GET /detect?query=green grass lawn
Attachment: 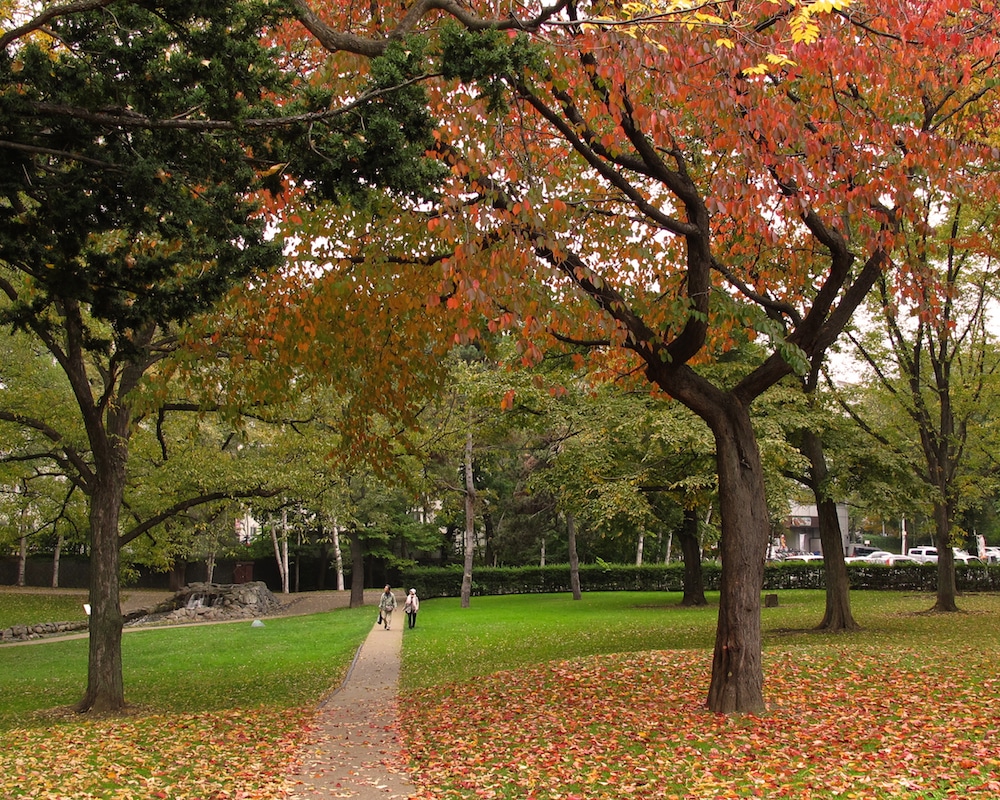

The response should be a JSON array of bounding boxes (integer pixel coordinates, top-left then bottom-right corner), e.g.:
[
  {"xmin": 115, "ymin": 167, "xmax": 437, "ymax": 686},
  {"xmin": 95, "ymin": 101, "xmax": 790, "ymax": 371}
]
[
  {"xmin": 0, "ymin": 606, "xmax": 375, "ymax": 725},
  {"xmin": 0, "ymin": 603, "xmax": 374, "ymax": 799},
  {"xmin": 2, "ymin": 589, "xmax": 999, "ymax": 799},
  {"xmin": 400, "ymin": 590, "xmax": 1000, "ymax": 799},
  {"xmin": 0, "ymin": 589, "xmax": 91, "ymax": 629}
]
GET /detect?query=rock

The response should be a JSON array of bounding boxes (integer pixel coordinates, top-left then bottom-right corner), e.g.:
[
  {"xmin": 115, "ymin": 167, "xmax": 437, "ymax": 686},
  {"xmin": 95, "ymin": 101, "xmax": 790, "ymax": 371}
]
[
  {"xmin": 1, "ymin": 582, "xmax": 282, "ymax": 643},
  {"xmin": 133, "ymin": 581, "xmax": 282, "ymax": 626}
]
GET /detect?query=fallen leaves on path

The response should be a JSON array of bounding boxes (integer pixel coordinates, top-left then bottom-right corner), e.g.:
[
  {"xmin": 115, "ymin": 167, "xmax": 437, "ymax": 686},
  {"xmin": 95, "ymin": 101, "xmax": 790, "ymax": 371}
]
[{"xmin": 401, "ymin": 646, "xmax": 1000, "ymax": 799}]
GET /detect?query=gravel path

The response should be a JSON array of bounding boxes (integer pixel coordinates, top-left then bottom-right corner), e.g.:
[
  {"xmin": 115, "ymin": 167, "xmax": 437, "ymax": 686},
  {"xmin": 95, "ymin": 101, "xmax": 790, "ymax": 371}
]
[{"xmin": 283, "ymin": 619, "xmax": 417, "ymax": 799}]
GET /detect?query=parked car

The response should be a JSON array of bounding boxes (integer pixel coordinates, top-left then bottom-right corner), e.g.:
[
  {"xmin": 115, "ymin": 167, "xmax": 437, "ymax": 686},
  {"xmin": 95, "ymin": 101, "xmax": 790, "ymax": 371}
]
[
  {"xmin": 862, "ymin": 553, "xmax": 918, "ymax": 566},
  {"xmin": 846, "ymin": 544, "xmax": 884, "ymax": 559},
  {"xmin": 983, "ymin": 546, "xmax": 1000, "ymax": 564},
  {"xmin": 906, "ymin": 546, "xmax": 985, "ymax": 565},
  {"xmin": 783, "ymin": 553, "xmax": 823, "ymax": 562},
  {"xmin": 906, "ymin": 546, "xmax": 938, "ymax": 563},
  {"xmin": 845, "ymin": 550, "xmax": 892, "ymax": 563}
]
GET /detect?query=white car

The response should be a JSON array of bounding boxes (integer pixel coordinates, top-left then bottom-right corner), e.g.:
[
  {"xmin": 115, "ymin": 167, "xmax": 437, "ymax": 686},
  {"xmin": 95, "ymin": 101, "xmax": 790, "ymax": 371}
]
[
  {"xmin": 862, "ymin": 553, "xmax": 918, "ymax": 566},
  {"xmin": 783, "ymin": 553, "xmax": 823, "ymax": 562},
  {"xmin": 983, "ymin": 547, "xmax": 1000, "ymax": 563},
  {"xmin": 859, "ymin": 550, "xmax": 895, "ymax": 561},
  {"xmin": 906, "ymin": 546, "xmax": 985, "ymax": 565},
  {"xmin": 868, "ymin": 553, "xmax": 917, "ymax": 567},
  {"xmin": 906, "ymin": 546, "xmax": 938, "ymax": 563},
  {"xmin": 953, "ymin": 550, "xmax": 986, "ymax": 566}
]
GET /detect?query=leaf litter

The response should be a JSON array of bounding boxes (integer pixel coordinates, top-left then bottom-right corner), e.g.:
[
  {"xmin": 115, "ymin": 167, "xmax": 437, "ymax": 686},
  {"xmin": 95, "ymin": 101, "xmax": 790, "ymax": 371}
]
[{"xmin": 401, "ymin": 646, "xmax": 1000, "ymax": 799}]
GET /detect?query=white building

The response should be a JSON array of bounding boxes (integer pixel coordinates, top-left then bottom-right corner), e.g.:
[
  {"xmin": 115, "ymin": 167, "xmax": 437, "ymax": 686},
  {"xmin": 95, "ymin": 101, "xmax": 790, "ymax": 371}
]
[{"xmin": 783, "ymin": 503, "xmax": 849, "ymax": 555}]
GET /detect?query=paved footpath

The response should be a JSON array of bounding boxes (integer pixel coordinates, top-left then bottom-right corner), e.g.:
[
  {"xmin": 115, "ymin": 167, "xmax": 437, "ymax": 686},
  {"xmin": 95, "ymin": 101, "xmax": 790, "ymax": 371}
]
[{"xmin": 283, "ymin": 618, "xmax": 417, "ymax": 800}]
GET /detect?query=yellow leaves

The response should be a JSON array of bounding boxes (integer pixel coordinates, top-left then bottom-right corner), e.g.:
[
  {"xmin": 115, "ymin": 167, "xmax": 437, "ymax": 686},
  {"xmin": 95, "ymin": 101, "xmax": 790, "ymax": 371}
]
[
  {"xmin": 743, "ymin": 52, "xmax": 798, "ymax": 76},
  {"xmin": 0, "ymin": 709, "xmax": 303, "ymax": 800},
  {"xmin": 257, "ymin": 162, "xmax": 289, "ymax": 179},
  {"xmin": 740, "ymin": 0, "xmax": 850, "ymax": 74},
  {"xmin": 788, "ymin": 0, "xmax": 852, "ymax": 45}
]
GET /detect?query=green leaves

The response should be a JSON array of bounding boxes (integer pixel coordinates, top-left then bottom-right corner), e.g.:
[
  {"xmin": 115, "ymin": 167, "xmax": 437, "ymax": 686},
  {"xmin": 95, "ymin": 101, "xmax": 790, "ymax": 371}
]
[
  {"xmin": 754, "ymin": 317, "xmax": 810, "ymax": 376},
  {"xmin": 0, "ymin": 2, "xmax": 288, "ymax": 336},
  {"xmin": 439, "ymin": 24, "xmax": 540, "ymax": 112}
]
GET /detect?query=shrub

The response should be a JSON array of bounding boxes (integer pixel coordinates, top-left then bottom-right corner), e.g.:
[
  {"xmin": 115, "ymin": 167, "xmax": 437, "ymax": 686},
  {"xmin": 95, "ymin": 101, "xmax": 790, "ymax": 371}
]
[{"xmin": 401, "ymin": 561, "xmax": 1000, "ymax": 598}]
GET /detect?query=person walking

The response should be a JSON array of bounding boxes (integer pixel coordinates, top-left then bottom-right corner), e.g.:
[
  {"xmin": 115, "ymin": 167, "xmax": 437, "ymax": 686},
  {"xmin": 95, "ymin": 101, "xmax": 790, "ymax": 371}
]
[
  {"xmin": 404, "ymin": 588, "xmax": 419, "ymax": 629},
  {"xmin": 378, "ymin": 585, "xmax": 397, "ymax": 630}
]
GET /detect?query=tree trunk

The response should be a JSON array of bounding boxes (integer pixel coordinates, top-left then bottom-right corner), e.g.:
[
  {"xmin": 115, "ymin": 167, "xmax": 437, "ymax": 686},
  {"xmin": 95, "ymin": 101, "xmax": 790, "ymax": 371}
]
[
  {"xmin": 78, "ymin": 476, "xmax": 125, "ymax": 713},
  {"xmin": 483, "ymin": 510, "xmax": 496, "ymax": 568},
  {"xmin": 17, "ymin": 530, "xmax": 27, "ymax": 587},
  {"xmin": 635, "ymin": 530, "xmax": 644, "ymax": 566},
  {"xmin": 800, "ymin": 429, "xmax": 858, "ymax": 631},
  {"xmin": 281, "ymin": 509, "xmax": 290, "ymax": 593},
  {"xmin": 705, "ymin": 400, "xmax": 768, "ymax": 715},
  {"xmin": 567, "ymin": 512, "xmax": 582, "ymax": 601},
  {"xmin": 932, "ymin": 499, "xmax": 959, "ymax": 611},
  {"xmin": 679, "ymin": 508, "xmax": 707, "ymax": 606},
  {"xmin": 52, "ymin": 533, "xmax": 63, "ymax": 589},
  {"xmin": 349, "ymin": 529, "xmax": 365, "ymax": 608},
  {"xmin": 271, "ymin": 511, "xmax": 290, "ymax": 594},
  {"xmin": 539, "ymin": 535, "xmax": 546, "ymax": 567},
  {"xmin": 332, "ymin": 524, "xmax": 345, "ymax": 591},
  {"xmin": 294, "ymin": 529, "xmax": 301, "ymax": 593},
  {"xmin": 315, "ymin": 519, "xmax": 329, "ymax": 590},
  {"xmin": 460, "ymin": 429, "xmax": 476, "ymax": 608}
]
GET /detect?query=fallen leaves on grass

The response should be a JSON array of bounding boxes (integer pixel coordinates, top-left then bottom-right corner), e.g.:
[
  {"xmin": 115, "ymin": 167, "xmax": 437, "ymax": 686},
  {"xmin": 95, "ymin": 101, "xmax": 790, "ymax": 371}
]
[
  {"xmin": 401, "ymin": 646, "xmax": 1000, "ymax": 799},
  {"xmin": 0, "ymin": 706, "xmax": 312, "ymax": 799}
]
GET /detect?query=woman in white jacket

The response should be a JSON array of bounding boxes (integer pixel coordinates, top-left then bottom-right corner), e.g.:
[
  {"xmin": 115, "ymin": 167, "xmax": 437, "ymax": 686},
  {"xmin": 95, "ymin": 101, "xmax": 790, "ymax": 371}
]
[{"xmin": 403, "ymin": 588, "xmax": 420, "ymax": 629}]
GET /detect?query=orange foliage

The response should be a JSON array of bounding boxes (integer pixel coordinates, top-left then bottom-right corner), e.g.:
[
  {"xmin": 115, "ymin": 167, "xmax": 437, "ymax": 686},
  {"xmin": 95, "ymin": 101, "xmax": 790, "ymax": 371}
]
[{"xmin": 214, "ymin": 0, "xmax": 1000, "ymax": 449}]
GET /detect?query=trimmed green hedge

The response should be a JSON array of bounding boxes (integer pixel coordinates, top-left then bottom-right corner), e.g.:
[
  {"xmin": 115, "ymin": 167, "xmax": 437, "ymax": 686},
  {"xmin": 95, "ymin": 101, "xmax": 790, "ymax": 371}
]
[{"xmin": 400, "ymin": 561, "xmax": 1000, "ymax": 599}]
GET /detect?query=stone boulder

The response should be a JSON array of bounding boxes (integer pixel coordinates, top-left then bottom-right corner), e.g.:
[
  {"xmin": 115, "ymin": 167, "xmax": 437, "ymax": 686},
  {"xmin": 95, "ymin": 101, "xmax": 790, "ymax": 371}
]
[
  {"xmin": 0, "ymin": 582, "xmax": 283, "ymax": 642},
  {"xmin": 136, "ymin": 581, "xmax": 282, "ymax": 624}
]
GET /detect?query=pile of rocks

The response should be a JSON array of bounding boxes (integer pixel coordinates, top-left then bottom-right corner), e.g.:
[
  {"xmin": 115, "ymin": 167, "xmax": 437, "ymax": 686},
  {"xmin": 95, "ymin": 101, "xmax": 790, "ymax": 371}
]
[
  {"xmin": 0, "ymin": 620, "xmax": 89, "ymax": 642},
  {"xmin": 1, "ymin": 581, "xmax": 282, "ymax": 642},
  {"xmin": 132, "ymin": 581, "xmax": 282, "ymax": 625}
]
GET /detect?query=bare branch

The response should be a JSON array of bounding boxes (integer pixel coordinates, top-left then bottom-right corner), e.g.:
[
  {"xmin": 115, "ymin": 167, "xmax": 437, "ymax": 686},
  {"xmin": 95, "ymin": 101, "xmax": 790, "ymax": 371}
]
[
  {"xmin": 290, "ymin": 0, "xmax": 573, "ymax": 57},
  {"xmin": 0, "ymin": 0, "xmax": 116, "ymax": 50},
  {"xmin": 118, "ymin": 487, "xmax": 282, "ymax": 547}
]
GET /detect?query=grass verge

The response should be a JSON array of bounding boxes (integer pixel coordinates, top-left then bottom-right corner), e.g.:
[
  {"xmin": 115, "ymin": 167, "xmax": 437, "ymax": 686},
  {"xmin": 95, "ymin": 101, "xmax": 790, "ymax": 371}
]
[{"xmin": 0, "ymin": 588, "xmax": 91, "ymax": 629}]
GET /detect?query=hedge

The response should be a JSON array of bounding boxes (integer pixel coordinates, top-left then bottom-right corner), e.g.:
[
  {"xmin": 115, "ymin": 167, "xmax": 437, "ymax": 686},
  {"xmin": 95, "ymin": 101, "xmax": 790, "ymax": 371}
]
[{"xmin": 399, "ymin": 561, "xmax": 1000, "ymax": 599}]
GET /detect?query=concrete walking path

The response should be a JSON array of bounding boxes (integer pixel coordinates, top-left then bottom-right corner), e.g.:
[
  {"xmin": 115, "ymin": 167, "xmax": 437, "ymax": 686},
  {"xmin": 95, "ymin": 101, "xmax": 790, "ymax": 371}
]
[{"xmin": 283, "ymin": 617, "xmax": 417, "ymax": 800}]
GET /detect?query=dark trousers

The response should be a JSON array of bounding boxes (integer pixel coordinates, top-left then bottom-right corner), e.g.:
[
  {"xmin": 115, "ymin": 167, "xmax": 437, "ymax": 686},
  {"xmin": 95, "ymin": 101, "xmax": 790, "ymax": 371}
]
[{"xmin": 407, "ymin": 611, "xmax": 417, "ymax": 629}]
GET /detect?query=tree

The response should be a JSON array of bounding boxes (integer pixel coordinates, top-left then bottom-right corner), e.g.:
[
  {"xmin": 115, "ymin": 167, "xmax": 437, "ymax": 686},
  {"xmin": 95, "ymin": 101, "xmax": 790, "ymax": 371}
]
[
  {"xmin": 0, "ymin": 0, "xmax": 440, "ymax": 713},
  {"xmin": 770, "ymin": 367, "xmax": 860, "ymax": 630},
  {"xmin": 285, "ymin": 0, "xmax": 1000, "ymax": 712},
  {"xmin": 845, "ymin": 199, "xmax": 1000, "ymax": 611},
  {"xmin": 411, "ymin": 344, "xmax": 547, "ymax": 603}
]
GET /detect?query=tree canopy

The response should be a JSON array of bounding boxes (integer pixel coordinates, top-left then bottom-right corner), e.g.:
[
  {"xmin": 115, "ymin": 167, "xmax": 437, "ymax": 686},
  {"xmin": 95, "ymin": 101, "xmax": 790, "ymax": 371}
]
[
  {"xmin": 269, "ymin": 0, "xmax": 1000, "ymax": 712},
  {"xmin": 0, "ymin": 0, "xmax": 444, "ymax": 712},
  {"xmin": 7, "ymin": 0, "xmax": 1000, "ymax": 717}
]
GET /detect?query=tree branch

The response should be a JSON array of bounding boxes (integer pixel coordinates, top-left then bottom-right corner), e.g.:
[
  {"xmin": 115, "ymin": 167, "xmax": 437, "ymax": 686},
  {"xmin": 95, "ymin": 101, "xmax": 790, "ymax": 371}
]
[
  {"xmin": 290, "ymin": 0, "xmax": 573, "ymax": 57},
  {"xmin": 0, "ymin": 408, "xmax": 95, "ymax": 487},
  {"xmin": 118, "ymin": 487, "xmax": 283, "ymax": 548},
  {"xmin": 0, "ymin": 0, "xmax": 116, "ymax": 50}
]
